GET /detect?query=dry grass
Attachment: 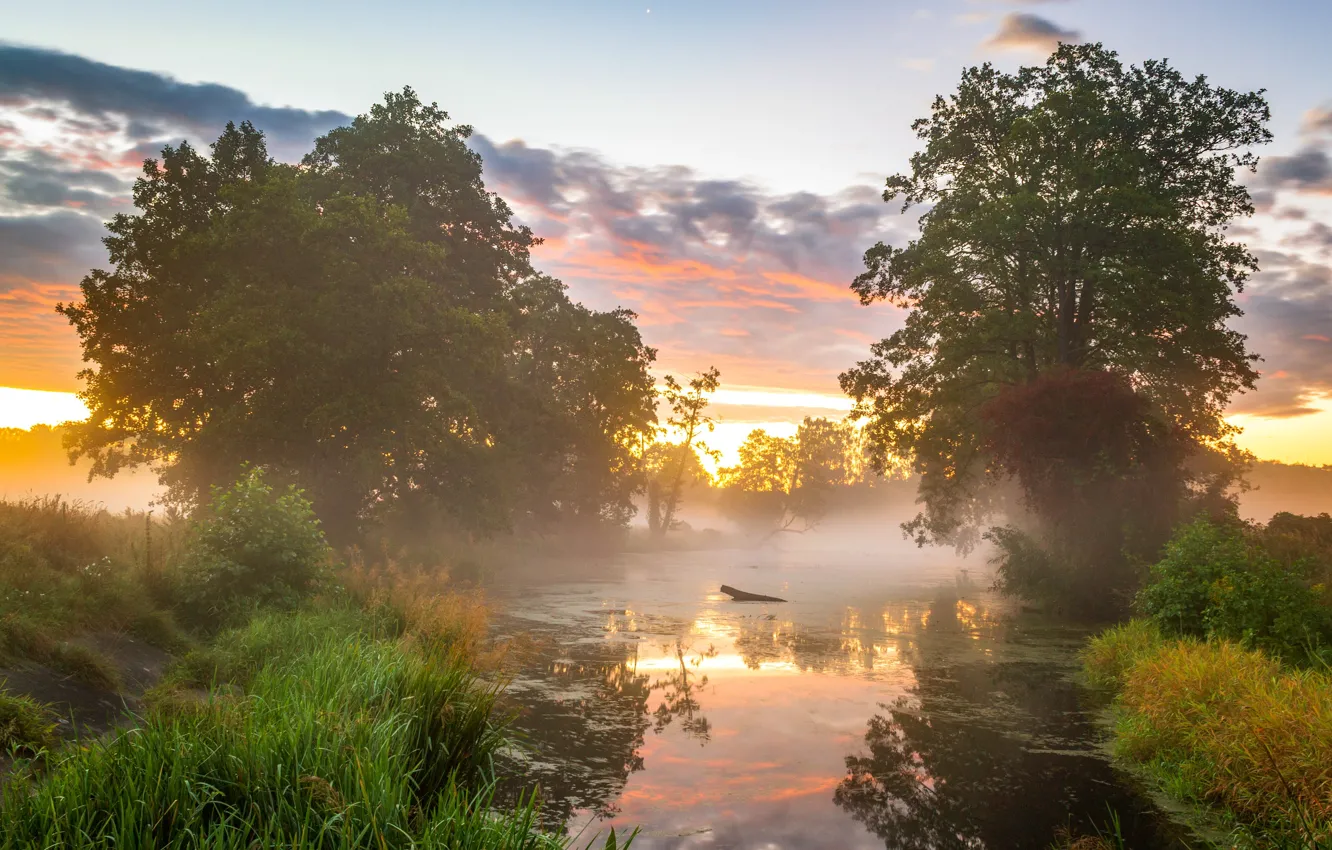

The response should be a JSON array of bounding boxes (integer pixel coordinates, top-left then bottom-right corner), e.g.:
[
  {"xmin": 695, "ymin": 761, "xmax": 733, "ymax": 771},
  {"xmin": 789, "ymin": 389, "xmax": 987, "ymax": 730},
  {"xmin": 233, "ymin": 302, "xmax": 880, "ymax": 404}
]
[
  {"xmin": 1100, "ymin": 637, "xmax": 1332, "ymax": 844},
  {"xmin": 340, "ymin": 554, "xmax": 507, "ymax": 670}
]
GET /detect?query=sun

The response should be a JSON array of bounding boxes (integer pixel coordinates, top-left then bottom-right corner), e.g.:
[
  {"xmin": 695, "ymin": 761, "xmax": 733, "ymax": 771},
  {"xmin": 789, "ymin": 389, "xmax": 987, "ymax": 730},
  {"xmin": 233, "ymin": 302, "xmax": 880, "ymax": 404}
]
[{"xmin": 0, "ymin": 387, "xmax": 89, "ymax": 430}]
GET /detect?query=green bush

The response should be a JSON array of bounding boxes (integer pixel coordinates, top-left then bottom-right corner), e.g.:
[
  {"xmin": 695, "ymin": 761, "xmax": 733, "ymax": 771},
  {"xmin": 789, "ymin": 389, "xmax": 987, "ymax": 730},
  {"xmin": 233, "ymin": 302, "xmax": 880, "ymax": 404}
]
[
  {"xmin": 1138, "ymin": 518, "xmax": 1332, "ymax": 666},
  {"xmin": 180, "ymin": 467, "xmax": 333, "ymax": 627}
]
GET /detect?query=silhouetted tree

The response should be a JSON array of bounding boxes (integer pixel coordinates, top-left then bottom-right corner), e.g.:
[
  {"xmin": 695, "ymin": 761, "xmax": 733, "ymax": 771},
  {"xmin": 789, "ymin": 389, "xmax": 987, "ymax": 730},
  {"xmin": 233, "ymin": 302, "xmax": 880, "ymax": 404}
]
[
  {"xmin": 648, "ymin": 368, "xmax": 720, "ymax": 537},
  {"xmin": 718, "ymin": 417, "xmax": 867, "ymax": 537}
]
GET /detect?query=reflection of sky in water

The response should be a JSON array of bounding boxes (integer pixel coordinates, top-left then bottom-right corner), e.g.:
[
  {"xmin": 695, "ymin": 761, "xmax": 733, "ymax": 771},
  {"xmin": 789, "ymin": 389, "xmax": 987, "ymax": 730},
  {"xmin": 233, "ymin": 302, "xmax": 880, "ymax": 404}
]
[{"xmin": 491, "ymin": 544, "xmax": 1195, "ymax": 849}]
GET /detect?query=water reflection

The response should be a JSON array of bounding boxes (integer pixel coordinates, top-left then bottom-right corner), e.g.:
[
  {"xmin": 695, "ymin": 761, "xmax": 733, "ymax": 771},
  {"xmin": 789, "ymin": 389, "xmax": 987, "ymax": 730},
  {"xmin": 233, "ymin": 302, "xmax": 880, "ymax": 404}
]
[
  {"xmin": 498, "ymin": 641, "xmax": 652, "ymax": 823},
  {"xmin": 649, "ymin": 641, "xmax": 715, "ymax": 744},
  {"xmin": 835, "ymin": 593, "xmax": 1191, "ymax": 850},
  {"xmin": 491, "ymin": 554, "xmax": 1196, "ymax": 848}
]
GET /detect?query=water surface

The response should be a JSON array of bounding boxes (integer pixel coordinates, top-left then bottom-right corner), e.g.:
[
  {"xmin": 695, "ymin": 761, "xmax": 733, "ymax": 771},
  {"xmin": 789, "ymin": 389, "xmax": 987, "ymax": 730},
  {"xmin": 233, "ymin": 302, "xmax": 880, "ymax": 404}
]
[{"xmin": 491, "ymin": 537, "xmax": 1194, "ymax": 849}]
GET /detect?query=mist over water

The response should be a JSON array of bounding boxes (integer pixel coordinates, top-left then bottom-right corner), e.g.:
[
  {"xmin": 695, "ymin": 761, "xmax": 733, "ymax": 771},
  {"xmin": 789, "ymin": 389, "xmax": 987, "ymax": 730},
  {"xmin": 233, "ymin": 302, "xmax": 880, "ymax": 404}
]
[{"xmin": 489, "ymin": 518, "xmax": 1199, "ymax": 849}]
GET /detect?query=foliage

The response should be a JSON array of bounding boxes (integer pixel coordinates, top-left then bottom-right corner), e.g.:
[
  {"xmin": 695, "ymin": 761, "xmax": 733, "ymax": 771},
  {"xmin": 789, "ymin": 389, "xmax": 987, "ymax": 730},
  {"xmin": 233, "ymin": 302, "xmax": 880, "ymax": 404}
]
[
  {"xmin": 0, "ymin": 689, "xmax": 57, "ymax": 756},
  {"xmin": 1089, "ymin": 636, "xmax": 1332, "ymax": 845},
  {"xmin": 1138, "ymin": 517, "xmax": 1332, "ymax": 666},
  {"xmin": 648, "ymin": 368, "xmax": 720, "ymax": 537},
  {"xmin": 503, "ymin": 276, "xmax": 659, "ymax": 531},
  {"xmin": 717, "ymin": 417, "xmax": 870, "ymax": 536},
  {"xmin": 180, "ymin": 467, "xmax": 333, "ymax": 628},
  {"xmin": 58, "ymin": 89, "xmax": 657, "ymax": 539},
  {"xmin": 840, "ymin": 43, "xmax": 1269, "ymax": 553},
  {"xmin": 1, "ymin": 609, "xmax": 635, "ymax": 849}
]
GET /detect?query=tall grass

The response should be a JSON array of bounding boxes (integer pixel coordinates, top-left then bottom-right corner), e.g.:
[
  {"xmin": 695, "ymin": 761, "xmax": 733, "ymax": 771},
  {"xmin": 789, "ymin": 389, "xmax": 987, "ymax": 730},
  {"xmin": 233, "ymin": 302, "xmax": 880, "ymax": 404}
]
[
  {"xmin": 1, "ymin": 610, "xmax": 631, "ymax": 849},
  {"xmin": 1085, "ymin": 623, "xmax": 1332, "ymax": 845},
  {"xmin": 0, "ymin": 497, "xmax": 190, "ymax": 664}
]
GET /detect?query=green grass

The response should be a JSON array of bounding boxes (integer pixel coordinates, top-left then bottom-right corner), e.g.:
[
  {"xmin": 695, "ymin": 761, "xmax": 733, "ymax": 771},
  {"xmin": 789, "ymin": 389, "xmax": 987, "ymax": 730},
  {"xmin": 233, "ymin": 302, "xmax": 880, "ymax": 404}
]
[
  {"xmin": 1085, "ymin": 624, "xmax": 1332, "ymax": 847},
  {"xmin": 1, "ymin": 609, "xmax": 633, "ymax": 849},
  {"xmin": 0, "ymin": 498, "xmax": 190, "ymax": 677},
  {"xmin": 1082, "ymin": 619, "xmax": 1165, "ymax": 690},
  {"xmin": 0, "ymin": 688, "xmax": 57, "ymax": 756}
]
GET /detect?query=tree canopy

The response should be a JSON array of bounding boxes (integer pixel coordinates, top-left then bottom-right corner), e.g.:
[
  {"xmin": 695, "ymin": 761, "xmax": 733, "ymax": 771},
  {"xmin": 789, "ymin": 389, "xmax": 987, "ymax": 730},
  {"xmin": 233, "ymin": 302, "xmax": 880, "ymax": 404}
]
[
  {"xmin": 840, "ymin": 43, "xmax": 1270, "ymax": 556},
  {"xmin": 59, "ymin": 89, "xmax": 658, "ymax": 538}
]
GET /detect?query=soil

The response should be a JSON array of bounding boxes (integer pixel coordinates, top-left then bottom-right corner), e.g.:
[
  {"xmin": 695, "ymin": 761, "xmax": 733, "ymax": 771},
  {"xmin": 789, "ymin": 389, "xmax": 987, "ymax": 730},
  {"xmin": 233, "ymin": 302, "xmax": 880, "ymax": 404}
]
[{"xmin": 0, "ymin": 631, "xmax": 173, "ymax": 739}]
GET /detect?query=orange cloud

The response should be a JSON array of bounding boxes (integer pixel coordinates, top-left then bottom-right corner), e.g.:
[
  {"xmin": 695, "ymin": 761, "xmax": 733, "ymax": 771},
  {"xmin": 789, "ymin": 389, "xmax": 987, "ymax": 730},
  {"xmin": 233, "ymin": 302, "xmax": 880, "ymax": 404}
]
[{"xmin": 0, "ymin": 278, "xmax": 84, "ymax": 392}]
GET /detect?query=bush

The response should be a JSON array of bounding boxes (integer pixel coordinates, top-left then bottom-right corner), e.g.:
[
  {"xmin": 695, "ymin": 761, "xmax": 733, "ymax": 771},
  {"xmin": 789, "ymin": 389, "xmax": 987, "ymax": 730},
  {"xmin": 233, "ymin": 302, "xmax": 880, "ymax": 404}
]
[
  {"xmin": 1138, "ymin": 518, "xmax": 1332, "ymax": 666},
  {"xmin": 180, "ymin": 467, "xmax": 333, "ymax": 627},
  {"xmin": 1107, "ymin": 640, "xmax": 1332, "ymax": 844}
]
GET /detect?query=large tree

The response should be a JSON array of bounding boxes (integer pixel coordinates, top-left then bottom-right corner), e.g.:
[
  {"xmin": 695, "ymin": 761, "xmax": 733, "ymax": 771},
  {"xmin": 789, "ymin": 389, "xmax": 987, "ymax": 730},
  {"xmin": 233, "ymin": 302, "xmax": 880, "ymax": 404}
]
[
  {"xmin": 840, "ymin": 45, "xmax": 1269, "ymax": 598},
  {"xmin": 59, "ymin": 90, "xmax": 657, "ymax": 538}
]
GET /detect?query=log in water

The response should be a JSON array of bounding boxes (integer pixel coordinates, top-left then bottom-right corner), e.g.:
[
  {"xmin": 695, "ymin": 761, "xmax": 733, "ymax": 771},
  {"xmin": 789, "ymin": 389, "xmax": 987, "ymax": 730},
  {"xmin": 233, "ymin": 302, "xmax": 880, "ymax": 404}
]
[{"xmin": 719, "ymin": 584, "xmax": 787, "ymax": 603}]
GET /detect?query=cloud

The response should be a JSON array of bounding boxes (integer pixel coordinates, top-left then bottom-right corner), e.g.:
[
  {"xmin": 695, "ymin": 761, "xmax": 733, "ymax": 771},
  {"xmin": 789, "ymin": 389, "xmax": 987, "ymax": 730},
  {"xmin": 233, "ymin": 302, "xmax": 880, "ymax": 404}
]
[
  {"xmin": 1302, "ymin": 105, "xmax": 1332, "ymax": 137},
  {"xmin": 0, "ymin": 148, "xmax": 127, "ymax": 215},
  {"xmin": 984, "ymin": 13, "xmax": 1081, "ymax": 52},
  {"xmin": 1284, "ymin": 221, "xmax": 1332, "ymax": 255},
  {"xmin": 0, "ymin": 211, "xmax": 107, "ymax": 285},
  {"xmin": 1256, "ymin": 146, "xmax": 1332, "ymax": 195},
  {"xmin": 470, "ymin": 136, "xmax": 916, "ymax": 388},
  {"xmin": 1229, "ymin": 251, "xmax": 1332, "ymax": 418},
  {"xmin": 0, "ymin": 43, "xmax": 349, "ymax": 158}
]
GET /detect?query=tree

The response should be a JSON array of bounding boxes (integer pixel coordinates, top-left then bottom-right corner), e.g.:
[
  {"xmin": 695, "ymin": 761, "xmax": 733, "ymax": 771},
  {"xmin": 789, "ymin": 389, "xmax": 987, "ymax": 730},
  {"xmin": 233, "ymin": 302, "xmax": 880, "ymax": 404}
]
[
  {"xmin": 58, "ymin": 91, "xmax": 657, "ymax": 540},
  {"xmin": 717, "ymin": 417, "xmax": 867, "ymax": 537},
  {"xmin": 648, "ymin": 368, "xmax": 720, "ymax": 537},
  {"xmin": 840, "ymin": 44, "xmax": 1269, "ymax": 602},
  {"xmin": 503, "ymin": 275, "xmax": 659, "ymax": 531}
]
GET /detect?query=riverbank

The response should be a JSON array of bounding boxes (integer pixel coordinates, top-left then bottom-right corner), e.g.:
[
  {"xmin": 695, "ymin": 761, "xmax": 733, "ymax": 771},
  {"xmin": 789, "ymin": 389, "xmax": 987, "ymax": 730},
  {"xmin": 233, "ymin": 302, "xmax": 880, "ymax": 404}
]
[
  {"xmin": 0, "ymin": 491, "xmax": 635, "ymax": 849},
  {"xmin": 1084, "ymin": 621, "xmax": 1332, "ymax": 847}
]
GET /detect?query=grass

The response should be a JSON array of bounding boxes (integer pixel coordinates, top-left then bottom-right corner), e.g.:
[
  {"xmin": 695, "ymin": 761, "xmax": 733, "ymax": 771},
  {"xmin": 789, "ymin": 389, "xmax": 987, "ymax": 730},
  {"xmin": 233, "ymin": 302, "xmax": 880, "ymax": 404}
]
[
  {"xmin": 0, "ymin": 688, "xmax": 57, "ymax": 756},
  {"xmin": 2, "ymin": 609, "xmax": 635, "ymax": 849},
  {"xmin": 1084, "ymin": 622, "xmax": 1332, "ymax": 846},
  {"xmin": 0, "ymin": 497, "xmax": 191, "ymax": 679},
  {"xmin": 1082, "ymin": 619, "xmax": 1166, "ymax": 690}
]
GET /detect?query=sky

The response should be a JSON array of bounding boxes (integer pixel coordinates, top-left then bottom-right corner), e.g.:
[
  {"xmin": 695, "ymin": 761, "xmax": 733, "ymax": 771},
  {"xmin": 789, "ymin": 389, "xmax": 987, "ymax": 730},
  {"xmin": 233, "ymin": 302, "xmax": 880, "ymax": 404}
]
[{"xmin": 2, "ymin": 0, "xmax": 1332, "ymax": 469}]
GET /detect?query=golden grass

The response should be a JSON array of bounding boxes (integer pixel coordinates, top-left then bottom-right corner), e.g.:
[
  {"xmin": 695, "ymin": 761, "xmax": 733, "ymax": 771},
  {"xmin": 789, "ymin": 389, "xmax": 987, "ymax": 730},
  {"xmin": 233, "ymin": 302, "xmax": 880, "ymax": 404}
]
[
  {"xmin": 1082, "ymin": 619, "xmax": 1165, "ymax": 690},
  {"xmin": 1092, "ymin": 630, "xmax": 1332, "ymax": 843},
  {"xmin": 340, "ymin": 554, "xmax": 506, "ymax": 670}
]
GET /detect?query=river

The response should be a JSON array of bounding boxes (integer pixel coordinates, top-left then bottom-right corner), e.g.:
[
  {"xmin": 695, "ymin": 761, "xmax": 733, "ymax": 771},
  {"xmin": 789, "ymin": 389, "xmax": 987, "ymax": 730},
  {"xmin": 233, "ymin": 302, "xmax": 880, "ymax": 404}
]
[{"xmin": 490, "ymin": 532, "xmax": 1198, "ymax": 850}]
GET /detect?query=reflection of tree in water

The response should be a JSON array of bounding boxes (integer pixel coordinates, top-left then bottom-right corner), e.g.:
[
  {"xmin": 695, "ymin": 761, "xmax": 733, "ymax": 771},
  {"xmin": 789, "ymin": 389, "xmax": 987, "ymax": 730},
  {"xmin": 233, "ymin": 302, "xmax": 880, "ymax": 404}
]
[
  {"xmin": 498, "ymin": 640, "xmax": 653, "ymax": 826},
  {"xmin": 834, "ymin": 596, "xmax": 1193, "ymax": 849},
  {"xmin": 649, "ymin": 640, "xmax": 716, "ymax": 743},
  {"xmin": 497, "ymin": 630, "xmax": 718, "ymax": 828}
]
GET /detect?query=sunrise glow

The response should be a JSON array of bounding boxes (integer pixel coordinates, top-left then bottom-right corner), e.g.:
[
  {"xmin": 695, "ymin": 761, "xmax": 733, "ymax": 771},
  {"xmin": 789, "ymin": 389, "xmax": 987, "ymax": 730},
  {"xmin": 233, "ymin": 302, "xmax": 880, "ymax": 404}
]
[{"xmin": 0, "ymin": 387, "xmax": 88, "ymax": 430}]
